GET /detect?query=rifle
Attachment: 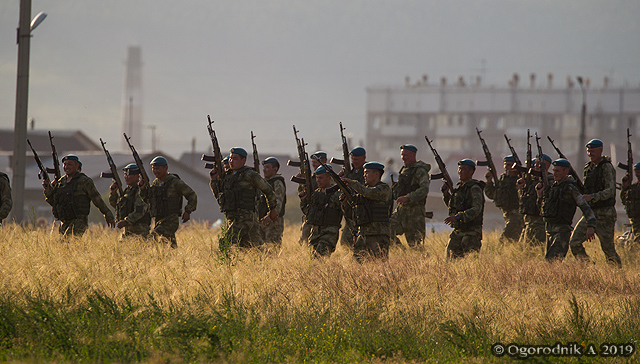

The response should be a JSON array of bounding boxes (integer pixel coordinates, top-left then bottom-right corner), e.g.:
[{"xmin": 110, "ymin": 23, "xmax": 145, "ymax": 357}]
[
  {"xmin": 27, "ymin": 139, "xmax": 51, "ymax": 186},
  {"xmin": 525, "ymin": 129, "xmax": 532, "ymax": 174},
  {"xmin": 123, "ymin": 133, "xmax": 150, "ymax": 187},
  {"xmin": 311, "ymin": 155, "xmax": 355, "ymax": 202},
  {"xmin": 533, "ymin": 133, "xmax": 548, "ymax": 190},
  {"xmin": 287, "ymin": 125, "xmax": 313, "ymax": 197},
  {"xmin": 617, "ymin": 128, "xmax": 633, "ymax": 184},
  {"xmin": 547, "ymin": 136, "xmax": 585, "ymax": 192},
  {"xmin": 424, "ymin": 135, "xmax": 454, "ymax": 192},
  {"xmin": 504, "ymin": 133, "xmax": 524, "ymax": 173},
  {"xmin": 251, "ymin": 131, "xmax": 260, "ymax": 174},
  {"xmin": 476, "ymin": 128, "xmax": 498, "ymax": 182},
  {"xmin": 99, "ymin": 138, "xmax": 123, "ymax": 195},
  {"xmin": 45, "ymin": 131, "xmax": 61, "ymax": 180},
  {"xmin": 201, "ymin": 115, "xmax": 225, "ymax": 175},
  {"xmin": 329, "ymin": 122, "xmax": 352, "ymax": 175}
]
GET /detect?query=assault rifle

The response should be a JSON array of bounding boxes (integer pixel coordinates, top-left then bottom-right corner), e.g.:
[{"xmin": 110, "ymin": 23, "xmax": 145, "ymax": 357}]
[
  {"xmin": 202, "ymin": 115, "xmax": 224, "ymax": 174},
  {"xmin": 251, "ymin": 131, "xmax": 260, "ymax": 174},
  {"xmin": 504, "ymin": 133, "xmax": 524, "ymax": 173},
  {"xmin": 547, "ymin": 136, "xmax": 585, "ymax": 192},
  {"xmin": 311, "ymin": 155, "xmax": 355, "ymax": 202},
  {"xmin": 533, "ymin": 133, "xmax": 548, "ymax": 190},
  {"xmin": 287, "ymin": 125, "xmax": 313, "ymax": 196},
  {"xmin": 617, "ymin": 128, "xmax": 633, "ymax": 183},
  {"xmin": 27, "ymin": 139, "xmax": 51, "ymax": 186},
  {"xmin": 45, "ymin": 131, "xmax": 61, "ymax": 180},
  {"xmin": 525, "ymin": 129, "xmax": 532, "ymax": 174},
  {"xmin": 99, "ymin": 138, "xmax": 123, "ymax": 195},
  {"xmin": 123, "ymin": 133, "xmax": 150, "ymax": 187},
  {"xmin": 476, "ymin": 128, "xmax": 498, "ymax": 182},
  {"xmin": 329, "ymin": 122, "xmax": 352, "ymax": 175},
  {"xmin": 425, "ymin": 135, "xmax": 454, "ymax": 193}
]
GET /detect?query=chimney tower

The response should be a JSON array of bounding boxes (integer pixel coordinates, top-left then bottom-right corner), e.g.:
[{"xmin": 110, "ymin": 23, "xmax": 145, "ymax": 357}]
[{"xmin": 121, "ymin": 46, "xmax": 143, "ymax": 150}]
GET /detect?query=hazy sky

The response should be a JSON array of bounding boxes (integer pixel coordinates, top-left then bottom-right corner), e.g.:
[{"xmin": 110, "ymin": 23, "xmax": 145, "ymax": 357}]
[{"xmin": 1, "ymin": 0, "xmax": 639, "ymax": 157}]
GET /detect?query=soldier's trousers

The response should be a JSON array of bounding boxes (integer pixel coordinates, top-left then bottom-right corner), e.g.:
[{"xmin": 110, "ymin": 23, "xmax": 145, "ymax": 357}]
[
  {"xmin": 389, "ymin": 205, "xmax": 426, "ymax": 247},
  {"xmin": 354, "ymin": 234, "xmax": 390, "ymax": 262},
  {"xmin": 446, "ymin": 229, "xmax": 482, "ymax": 259},
  {"xmin": 222, "ymin": 210, "xmax": 263, "ymax": 249},
  {"xmin": 569, "ymin": 209, "xmax": 621, "ymax": 267},
  {"xmin": 309, "ymin": 224, "xmax": 340, "ymax": 257},
  {"xmin": 120, "ymin": 229, "xmax": 150, "ymax": 241},
  {"xmin": 299, "ymin": 215, "xmax": 312, "ymax": 245},
  {"xmin": 545, "ymin": 227, "xmax": 572, "ymax": 262},
  {"xmin": 339, "ymin": 217, "xmax": 357, "ymax": 249},
  {"xmin": 519, "ymin": 214, "xmax": 546, "ymax": 247},
  {"xmin": 499, "ymin": 209, "xmax": 524, "ymax": 243},
  {"xmin": 59, "ymin": 217, "xmax": 89, "ymax": 236},
  {"xmin": 261, "ymin": 216, "xmax": 284, "ymax": 245},
  {"xmin": 151, "ymin": 215, "xmax": 180, "ymax": 248}
]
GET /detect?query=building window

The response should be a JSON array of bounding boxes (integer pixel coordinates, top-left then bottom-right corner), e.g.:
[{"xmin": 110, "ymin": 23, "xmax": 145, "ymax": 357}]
[
  {"xmin": 611, "ymin": 117, "xmax": 617, "ymax": 130},
  {"xmin": 372, "ymin": 116, "xmax": 381, "ymax": 130},
  {"xmin": 479, "ymin": 117, "xmax": 488, "ymax": 128}
]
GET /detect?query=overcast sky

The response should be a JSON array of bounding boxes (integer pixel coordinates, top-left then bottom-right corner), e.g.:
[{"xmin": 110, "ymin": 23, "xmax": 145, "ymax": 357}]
[{"xmin": 1, "ymin": 0, "xmax": 639, "ymax": 157}]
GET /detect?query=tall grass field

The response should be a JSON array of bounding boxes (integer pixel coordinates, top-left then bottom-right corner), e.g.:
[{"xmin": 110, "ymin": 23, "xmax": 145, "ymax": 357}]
[{"xmin": 0, "ymin": 222, "xmax": 638, "ymax": 363}]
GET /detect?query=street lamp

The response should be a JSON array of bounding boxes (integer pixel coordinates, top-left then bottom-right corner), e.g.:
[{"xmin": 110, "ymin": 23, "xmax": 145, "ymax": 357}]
[
  {"xmin": 10, "ymin": 0, "xmax": 47, "ymax": 223},
  {"xmin": 576, "ymin": 76, "xmax": 587, "ymax": 170}
]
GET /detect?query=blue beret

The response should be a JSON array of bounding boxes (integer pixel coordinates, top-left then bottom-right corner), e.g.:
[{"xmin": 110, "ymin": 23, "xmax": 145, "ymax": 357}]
[
  {"xmin": 585, "ymin": 139, "xmax": 603, "ymax": 148},
  {"xmin": 350, "ymin": 146, "xmax": 366, "ymax": 157},
  {"xmin": 634, "ymin": 162, "xmax": 640, "ymax": 171},
  {"xmin": 503, "ymin": 155, "xmax": 515, "ymax": 162},
  {"xmin": 315, "ymin": 165, "xmax": 332, "ymax": 175},
  {"xmin": 364, "ymin": 161, "xmax": 384, "ymax": 170},
  {"xmin": 552, "ymin": 158, "xmax": 571, "ymax": 168},
  {"xmin": 458, "ymin": 159, "xmax": 476, "ymax": 167},
  {"xmin": 230, "ymin": 147, "xmax": 247, "ymax": 158},
  {"xmin": 262, "ymin": 156, "xmax": 279, "ymax": 165},
  {"xmin": 222, "ymin": 155, "xmax": 230, "ymax": 164},
  {"xmin": 401, "ymin": 144, "xmax": 418, "ymax": 153},
  {"xmin": 123, "ymin": 163, "xmax": 140, "ymax": 175},
  {"xmin": 537, "ymin": 154, "xmax": 552, "ymax": 163},
  {"xmin": 150, "ymin": 156, "xmax": 168, "ymax": 166},
  {"xmin": 62, "ymin": 154, "xmax": 82, "ymax": 168},
  {"xmin": 312, "ymin": 151, "xmax": 327, "ymax": 160}
]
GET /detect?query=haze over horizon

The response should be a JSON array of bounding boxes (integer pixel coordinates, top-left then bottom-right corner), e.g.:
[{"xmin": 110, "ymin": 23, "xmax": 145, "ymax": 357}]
[{"xmin": 1, "ymin": 1, "xmax": 639, "ymax": 158}]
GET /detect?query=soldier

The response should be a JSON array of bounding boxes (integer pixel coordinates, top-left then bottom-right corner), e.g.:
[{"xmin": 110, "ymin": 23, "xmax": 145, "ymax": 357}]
[
  {"xmin": 301, "ymin": 165, "xmax": 342, "ymax": 257},
  {"xmin": 210, "ymin": 147, "xmax": 278, "ymax": 249},
  {"xmin": 621, "ymin": 162, "xmax": 640, "ymax": 245},
  {"xmin": 338, "ymin": 146, "xmax": 366, "ymax": 249},
  {"xmin": 140, "ymin": 156, "xmax": 197, "ymax": 248},
  {"xmin": 258, "ymin": 157, "xmax": 286, "ymax": 245},
  {"xmin": 516, "ymin": 154, "xmax": 552, "ymax": 247},
  {"xmin": 537, "ymin": 159, "xmax": 597, "ymax": 262},
  {"xmin": 342, "ymin": 161, "xmax": 393, "ymax": 261},
  {"xmin": 43, "ymin": 155, "xmax": 115, "ymax": 235},
  {"xmin": 390, "ymin": 144, "xmax": 431, "ymax": 247},
  {"xmin": 569, "ymin": 139, "xmax": 621, "ymax": 266},
  {"xmin": 442, "ymin": 159, "xmax": 485, "ymax": 259},
  {"xmin": 298, "ymin": 151, "xmax": 325, "ymax": 244},
  {"xmin": 484, "ymin": 155, "xmax": 524, "ymax": 243},
  {"xmin": 109, "ymin": 163, "xmax": 151, "ymax": 239},
  {"xmin": 0, "ymin": 171, "xmax": 11, "ymax": 223},
  {"xmin": 222, "ymin": 155, "xmax": 230, "ymax": 173}
]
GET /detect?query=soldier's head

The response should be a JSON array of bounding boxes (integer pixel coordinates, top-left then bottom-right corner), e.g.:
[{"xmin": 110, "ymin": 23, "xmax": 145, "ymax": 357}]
[
  {"xmin": 585, "ymin": 139, "xmax": 604, "ymax": 163},
  {"xmin": 503, "ymin": 155, "xmax": 516, "ymax": 173},
  {"xmin": 534, "ymin": 154, "xmax": 552, "ymax": 172},
  {"xmin": 262, "ymin": 157, "xmax": 279, "ymax": 179},
  {"xmin": 350, "ymin": 147, "xmax": 366, "ymax": 170},
  {"xmin": 457, "ymin": 159, "xmax": 476, "ymax": 182},
  {"xmin": 634, "ymin": 162, "xmax": 640, "ymax": 180},
  {"xmin": 363, "ymin": 162, "xmax": 384, "ymax": 187},
  {"xmin": 314, "ymin": 165, "xmax": 332, "ymax": 189},
  {"xmin": 123, "ymin": 163, "xmax": 141, "ymax": 186},
  {"xmin": 222, "ymin": 155, "xmax": 230, "ymax": 172},
  {"xmin": 62, "ymin": 155, "xmax": 81, "ymax": 176},
  {"xmin": 229, "ymin": 147, "xmax": 247, "ymax": 171},
  {"xmin": 551, "ymin": 159, "xmax": 571, "ymax": 181},
  {"xmin": 150, "ymin": 156, "xmax": 169, "ymax": 179},
  {"xmin": 400, "ymin": 144, "xmax": 417, "ymax": 166},
  {"xmin": 311, "ymin": 151, "xmax": 327, "ymax": 170}
]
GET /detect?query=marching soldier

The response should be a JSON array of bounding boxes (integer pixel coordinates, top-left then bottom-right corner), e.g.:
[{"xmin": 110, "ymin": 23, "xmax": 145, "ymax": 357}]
[
  {"xmin": 390, "ymin": 144, "xmax": 431, "ymax": 247},
  {"xmin": 442, "ymin": 159, "xmax": 485, "ymax": 259},
  {"xmin": 537, "ymin": 159, "xmax": 597, "ymax": 262},
  {"xmin": 140, "ymin": 156, "xmax": 197, "ymax": 248},
  {"xmin": 210, "ymin": 148, "xmax": 278, "ymax": 249},
  {"xmin": 621, "ymin": 162, "xmax": 640, "ymax": 245},
  {"xmin": 0, "ymin": 171, "xmax": 11, "ymax": 223},
  {"xmin": 338, "ymin": 146, "xmax": 366, "ymax": 249},
  {"xmin": 301, "ymin": 165, "xmax": 342, "ymax": 257},
  {"xmin": 516, "ymin": 154, "xmax": 552, "ymax": 246},
  {"xmin": 342, "ymin": 161, "xmax": 393, "ymax": 261},
  {"xmin": 258, "ymin": 157, "xmax": 286, "ymax": 245},
  {"xmin": 298, "ymin": 151, "xmax": 325, "ymax": 245},
  {"xmin": 569, "ymin": 139, "xmax": 622, "ymax": 266},
  {"xmin": 43, "ymin": 155, "xmax": 115, "ymax": 235},
  {"xmin": 484, "ymin": 155, "xmax": 524, "ymax": 243},
  {"xmin": 109, "ymin": 163, "xmax": 151, "ymax": 239}
]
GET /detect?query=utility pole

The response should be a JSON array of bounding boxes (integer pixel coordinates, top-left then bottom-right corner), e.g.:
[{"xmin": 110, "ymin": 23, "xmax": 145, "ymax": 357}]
[{"xmin": 577, "ymin": 76, "xmax": 587, "ymax": 169}]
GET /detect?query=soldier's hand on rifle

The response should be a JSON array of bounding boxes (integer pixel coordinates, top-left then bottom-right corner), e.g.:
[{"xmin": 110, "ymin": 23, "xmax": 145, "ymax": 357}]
[
  {"xmin": 261, "ymin": 215, "xmax": 272, "ymax": 226},
  {"xmin": 341, "ymin": 178, "xmax": 352, "ymax": 186},
  {"xmin": 110, "ymin": 182, "xmax": 118, "ymax": 192},
  {"xmin": 298, "ymin": 190, "xmax": 307, "ymax": 200},
  {"xmin": 338, "ymin": 169, "xmax": 345, "ymax": 177},
  {"xmin": 396, "ymin": 196, "xmax": 409, "ymax": 205},
  {"xmin": 535, "ymin": 182, "xmax": 544, "ymax": 197},
  {"xmin": 586, "ymin": 226, "xmax": 596, "ymax": 242},
  {"xmin": 516, "ymin": 177, "xmax": 526, "ymax": 189},
  {"xmin": 209, "ymin": 168, "xmax": 220, "ymax": 181},
  {"xmin": 582, "ymin": 194, "xmax": 593, "ymax": 203},
  {"xmin": 42, "ymin": 180, "xmax": 51, "ymax": 192},
  {"xmin": 485, "ymin": 171, "xmax": 493, "ymax": 182},
  {"xmin": 116, "ymin": 220, "xmax": 126, "ymax": 229},
  {"xmin": 440, "ymin": 183, "xmax": 450, "ymax": 195},
  {"xmin": 622, "ymin": 175, "xmax": 631, "ymax": 188},
  {"xmin": 106, "ymin": 218, "xmax": 115, "ymax": 228},
  {"xmin": 268, "ymin": 209, "xmax": 279, "ymax": 223},
  {"xmin": 443, "ymin": 214, "xmax": 458, "ymax": 226},
  {"xmin": 182, "ymin": 211, "xmax": 191, "ymax": 223}
]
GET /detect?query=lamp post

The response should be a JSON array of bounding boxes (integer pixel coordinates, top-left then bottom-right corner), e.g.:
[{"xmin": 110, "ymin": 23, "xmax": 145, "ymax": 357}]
[
  {"xmin": 10, "ymin": 0, "xmax": 46, "ymax": 223},
  {"xmin": 576, "ymin": 76, "xmax": 587, "ymax": 170}
]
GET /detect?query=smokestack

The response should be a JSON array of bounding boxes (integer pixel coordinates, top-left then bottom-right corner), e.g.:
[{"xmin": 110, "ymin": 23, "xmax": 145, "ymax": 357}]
[
  {"xmin": 604, "ymin": 77, "xmax": 609, "ymax": 88},
  {"xmin": 422, "ymin": 74, "xmax": 428, "ymax": 85},
  {"xmin": 440, "ymin": 77, "xmax": 447, "ymax": 87},
  {"xmin": 566, "ymin": 76, "xmax": 574, "ymax": 88},
  {"xmin": 405, "ymin": 76, "xmax": 410, "ymax": 87},
  {"xmin": 547, "ymin": 73, "xmax": 553, "ymax": 88},
  {"xmin": 457, "ymin": 76, "xmax": 465, "ymax": 87},
  {"xmin": 476, "ymin": 76, "xmax": 482, "ymax": 87},
  {"xmin": 530, "ymin": 73, "xmax": 536, "ymax": 89},
  {"xmin": 121, "ymin": 46, "xmax": 143, "ymax": 151}
]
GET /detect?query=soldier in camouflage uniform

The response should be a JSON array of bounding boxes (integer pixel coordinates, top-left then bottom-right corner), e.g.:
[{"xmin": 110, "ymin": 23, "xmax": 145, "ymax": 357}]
[
  {"xmin": 338, "ymin": 146, "xmax": 366, "ymax": 249},
  {"xmin": 342, "ymin": 162, "xmax": 393, "ymax": 261},
  {"xmin": 43, "ymin": 155, "xmax": 115, "ymax": 236},
  {"xmin": 442, "ymin": 159, "xmax": 485, "ymax": 259},
  {"xmin": 301, "ymin": 165, "xmax": 342, "ymax": 257},
  {"xmin": 297, "ymin": 151, "xmax": 325, "ymax": 245},
  {"xmin": 517, "ymin": 154, "xmax": 552, "ymax": 247},
  {"xmin": 109, "ymin": 163, "xmax": 151, "ymax": 239},
  {"xmin": 389, "ymin": 144, "xmax": 431, "ymax": 247},
  {"xmin": 140, "ymin": 156, "xmax": 197, "ymax": 248},
  {"xmin": 537, "ymin": 159, "xmax": 597, "ymax": 262},
  {"xmin": 568, "ymin": 139, "xmax": 621, "ymax": 266},
  {"xmin": 258, "ymin": 157, "xmax": 286, "ymax": 245},
  {"xmin": 0, "ymin": 171, "xmax": 11, "ymax": 223},
  {"xmin": 484, "ymin": 155, "xmax": 524, "ymax": 243},
  {"xmin": 210, "ymin": 148, "xmax": 278, "ymax": 249},
  {"xmin": 621, "ymin": 162, "xmax": 640, "ymax": 245}
]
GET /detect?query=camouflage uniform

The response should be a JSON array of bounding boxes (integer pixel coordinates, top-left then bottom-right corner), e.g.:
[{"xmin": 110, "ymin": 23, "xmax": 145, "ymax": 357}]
[
  {"xmin": 211, "ymin": 166, "xmax": 276, "ymax": 249},
  {"xmin": 518, "ymin": 174, "xmax": 553, "ymax": 247},
  {"xmin": 349, "ymin": 180, "xmax": 393, "ymax": 261},
  {"xmin": 109, "ymin": 184, "xmax": 151, "ymax": 239},
  {"xmin": 540, "ymin": 176, "xmax": 597, "ymax": 262},
  {"xmin": 0, "ymin": 172, "xmax": 11, "ymax": 223},
  {"xmin": 141, "ymin": 173, "xmax": 197, "ymax": 248},
  {"xmin": 258, "ymin": 174, "xmax": 286, "ymax": 244},
  {"xmin": 339, "ymin": 168, "xmax": 364, "ymax": 249},
  {"xmin": 621, "ymin": 181, "xmax": 640, "ymax": 244},
  {"xmin": 298, "ymin": 175, "xmax": 318, "ymax": 244},
  {"xmin": 444, "ymin": 179, "xmax": 485, "ymax": 259},
  {"xmin": 303, "ymin": 186, "xmax": 343, "ymax": 257},
  {"xmin": 485, "ymin": 173, "xmax": 524, "ymax": 243},
  {"xmin": 389, "ymin": 161, "xmax": 431, "ymax": 247},
  {"xmin": 569, "ymin": 157, "xmax": 621, "ymax": 266},
  {"xmin": 45, "ymin": 173, "xmax": 115, "ymax": 236}
]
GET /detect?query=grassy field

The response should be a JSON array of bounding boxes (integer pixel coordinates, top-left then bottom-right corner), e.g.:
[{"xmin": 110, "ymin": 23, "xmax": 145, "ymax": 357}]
[{"xmin": 0, "ymin": 222, "xmax": 638, "ymax": 363}]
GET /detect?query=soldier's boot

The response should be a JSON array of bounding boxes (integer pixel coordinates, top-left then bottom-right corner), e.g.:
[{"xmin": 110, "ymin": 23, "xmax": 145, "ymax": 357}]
[{"xmin": 570, "ymin": 244, "xmax": 592, "ymax": 264}]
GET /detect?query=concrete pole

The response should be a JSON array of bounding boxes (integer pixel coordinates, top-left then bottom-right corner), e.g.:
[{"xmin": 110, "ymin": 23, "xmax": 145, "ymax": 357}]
[{"xmin": 577, "ymin": 77, "xmax": 587, "ymax": 170}]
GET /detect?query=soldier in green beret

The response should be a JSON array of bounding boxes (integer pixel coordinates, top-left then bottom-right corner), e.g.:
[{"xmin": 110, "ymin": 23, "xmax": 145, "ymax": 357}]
[
  {"xmin": 109, "ymin": 163, "xmax": 151, "ymax": 239},
  {"xmin": 621, "ymin": 162, "xmax": 640, "ymax": 245},
  {"xmin": 338, "ymin": 146, "xmax": 366, "ymax": 249},
  {"xmin": 485, "ymin": 155, "xmax": 524, "ymax": 243},
  {"xmin": 297, "ymin": 151, "xmax": 325, "ymax": 245},
  {"xmin": 258, "ymin": 157, "xmax": 286, "ymax": 245},
  {"xmin": 516, "ymin": 154, "xmax": 553, "ymax": 246}
]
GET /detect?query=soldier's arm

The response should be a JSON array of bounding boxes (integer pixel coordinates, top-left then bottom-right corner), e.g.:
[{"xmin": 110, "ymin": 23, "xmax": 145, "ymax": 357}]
[
  {"xmin": 139, "ymin": 183, "xmax": 150, "ymax": 203},
  {"xmin": 252, "ymin": 172, "xmax": 277, "ymax": 210},
  {"xmin": 176, "ymin": 179, "xmax": 197, "ymax": 213},
  {"xmin": 209, "ymin": 179, "xmax": 221, "ymax": 200},
  {"xmin": 349, "ymin": 181, "xmax": 392, "ymax": 202},
  {"xmin": 405, "ymin": 166, "xmax": 431, "ymax": 202},
  {"xmin": 273, "ymin": 179, "xmax": 286, "ymax": 214},
  {"xmin": 590, "ymin": 163, "xmax": 616, "ymax": 202},
  {"xmin": 459, "ymin": 184, "xmax": 484, "ymax": 222},
  {"xmin": 571, "ymin": 185, "xmax": 597, "ymax": 227},
  {"xmin": 620, "ymin": 185, "xmax": 629, "ymax": 204},
  {"xmin": 124, "ymin": 195, "xmax": 149, "ymax": 225},
  {"xmin": 0, "ymin": 177, "xmax": 11, "ymax": 220},
  {"xmin": 484, "ymin": 178, "xmax": 496, "ymax": 200},
  {"xmin": 83, "ymin": 178, "xmax": 115, "ymax": 221},
  {"xmin": 108, "ymin": 189, "xmax": 119, "ymax": 208}
]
